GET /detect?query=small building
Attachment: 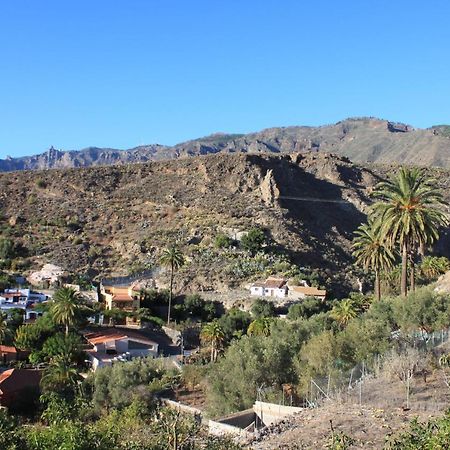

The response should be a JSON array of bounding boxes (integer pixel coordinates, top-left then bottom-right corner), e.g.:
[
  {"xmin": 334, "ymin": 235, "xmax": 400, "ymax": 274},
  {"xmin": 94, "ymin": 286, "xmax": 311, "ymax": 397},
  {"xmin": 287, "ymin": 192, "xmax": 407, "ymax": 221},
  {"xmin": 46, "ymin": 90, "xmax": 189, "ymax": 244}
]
[
  {"xmin": 100, "ymin": 283, "xmax": 141, "ymax": 326},
  {"xmin": 287, "ymin": 285, "xmax": 327, "ymax": 301},
  {"xmin": 0, "ymin": 288, "xmax": 47, "ymax": 306},
  {"xmin": 0, "ymin": 346, "xmax": 30, "ymax": 364},
  {"xmin": 0, "ymin": 369, "xmax": 41, "ymax": 409},
  {"xmin": 250, "ymin": 277, "xmax": 288, "ymax": 299},
  {"xmin": 84, "ymin": 330, "xmax": 159, "ymax": 371}
]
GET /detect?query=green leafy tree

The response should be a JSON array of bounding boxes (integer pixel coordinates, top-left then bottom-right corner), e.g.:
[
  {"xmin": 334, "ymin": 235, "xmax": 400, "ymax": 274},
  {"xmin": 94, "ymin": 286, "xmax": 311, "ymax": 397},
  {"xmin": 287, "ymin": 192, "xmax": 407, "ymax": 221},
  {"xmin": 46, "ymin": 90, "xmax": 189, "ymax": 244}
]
[
  {"xmin": 201, "ymin": 320, "xmax": 225, "ymax": 362},
  {"xmin": 352, "ymin": 219, "xmax": 396, "ymax": 301},
  {"xmin": 0, "ymin": 312, "xmax": 11, "ymax": 346},
  {"xmin": 251, "ymin": 298, "xmax": 276, "ymax": 319},
  {"xmin": 160, "ymin": 246, "xmax": 185, "ymax": 325},
  {"xmin": 247, "ymin": 317, "xmax": 273, "ymax": 336},
  {"xmin": 240, "ymin": 228, "xmax": 266, "ymax": 255},
  {"xmin": 217, "ymin": 308, "xmax": 252, "ymax": 342},
  {"xmin": 42, "ymin": 333, "xmax": 84, "ymax": 364},
  {"xmin": 287, "ymin": 297, "xmax": 326, "ymax": 320},
  {"xmin": 50, "ymin": 287, "xmax": 84, "ymax": 335},
  {"xmin": 372, "ymin": 167, "xmax": 448, "ymax": 296},
  {"xmin": 103, "ymin": 307, "xmax": 128, "ymax": 327},
  {"xmin": 0, "ymin": 238, "xmax": 15, "ymax": 260}
]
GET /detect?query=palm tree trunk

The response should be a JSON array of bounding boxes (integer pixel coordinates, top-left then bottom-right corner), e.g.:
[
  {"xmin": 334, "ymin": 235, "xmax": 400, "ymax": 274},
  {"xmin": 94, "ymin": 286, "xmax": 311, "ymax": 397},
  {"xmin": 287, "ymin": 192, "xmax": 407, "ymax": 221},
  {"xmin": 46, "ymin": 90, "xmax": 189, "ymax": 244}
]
[
  {"xmin": 401, "ymin": 242, "xmax": 408, "ymax": 297},
  {"xmin": 65, "ymin": 323, "xmax": 69, "ymax": 336},
  {"xmin": 410, "ymin": 254, "xmax": 416, "ymax": 293},
  {"xmin": 167, "ymin": 261, "xmax": 174, "ymax": 326},
  {"xmin": 375, "ymin": 269, "xmax": 381, "ymax": 301}
]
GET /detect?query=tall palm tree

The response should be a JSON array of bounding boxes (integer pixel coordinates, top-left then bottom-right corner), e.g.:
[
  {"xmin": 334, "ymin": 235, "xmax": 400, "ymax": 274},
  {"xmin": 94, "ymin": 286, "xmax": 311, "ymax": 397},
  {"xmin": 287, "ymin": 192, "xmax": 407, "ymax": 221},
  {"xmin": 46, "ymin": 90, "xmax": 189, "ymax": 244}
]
[
  {"xmin": 330, "ymin": 299, "xmax": 358, "ymax": 328},
  {"xmin": 50, "ymin": 287, "xmax": 83, "ymax": 335},
  {"xmin": 352, "ymin": 219, "xmax": 396, "ymax": 301},
  {"xmin": 247, "ymin": 317, "xmax": 273, "ymax": 337},
  {"xmin": 160, "ymin": 246, "xmax": 185, "ymax": 325},
  {"xmin": 372, "ymin": 167, "xmax": 448, "ymax": 296},
  {"xmin": 200, "ymin": 320, "xmax": 225, "ymax": 363}
]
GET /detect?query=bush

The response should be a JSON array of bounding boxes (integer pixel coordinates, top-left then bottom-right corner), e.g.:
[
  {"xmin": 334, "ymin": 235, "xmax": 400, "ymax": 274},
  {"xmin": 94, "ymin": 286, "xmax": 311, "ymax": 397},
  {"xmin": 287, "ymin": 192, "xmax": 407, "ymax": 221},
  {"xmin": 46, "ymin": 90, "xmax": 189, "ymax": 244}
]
[
  {"xmin": 287, "ymin": 297, "xmax": 325, "ymax": 320},
  {"xmin": 217, "ymin": 308, "xmax": 252, "ymax": 341},
  {"xmin": 251, "ymin": 298, "xmax": 276, "ymax": 319},
  {"xmin": 240, "ymin": 228, "xmax": 266, "ymax": 254},
  {"xmin": 0, "ymin": 238, "xmax": 15, "ymax": 260},
  {"xmin": 214, "ymin": 233, "xmax": 233, "ymax": 249},
  {"xmin": 36, "ymin": 179, "xmax": 47, "ymax": 189}
]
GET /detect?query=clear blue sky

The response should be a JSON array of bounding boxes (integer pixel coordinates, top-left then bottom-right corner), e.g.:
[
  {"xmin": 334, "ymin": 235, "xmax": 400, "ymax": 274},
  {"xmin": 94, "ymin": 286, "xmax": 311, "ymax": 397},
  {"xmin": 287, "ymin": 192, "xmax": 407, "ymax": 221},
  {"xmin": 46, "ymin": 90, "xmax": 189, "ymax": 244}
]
[{"xmin": 1, "ymin": 1, "xmax": 450, "ymax": 157}]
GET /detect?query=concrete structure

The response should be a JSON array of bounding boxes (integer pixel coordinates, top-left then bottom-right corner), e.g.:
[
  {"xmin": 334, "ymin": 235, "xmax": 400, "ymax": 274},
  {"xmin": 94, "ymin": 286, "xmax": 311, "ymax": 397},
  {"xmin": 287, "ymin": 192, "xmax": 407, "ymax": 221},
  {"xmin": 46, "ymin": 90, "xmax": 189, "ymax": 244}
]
[
  {"xmin": 84, "ymin": 330, "xmax": 159, "ymax": 371},
  {"xmin": 250, "ymin": 277, "xmax": 288, "ymax": 299},
  {"xmin": 209, "ymin": 401, "xmax": 303, "ymax": 438},
  {"xmin": 287, "ymin": 285, "xmax": 327, "ymax": 301}
]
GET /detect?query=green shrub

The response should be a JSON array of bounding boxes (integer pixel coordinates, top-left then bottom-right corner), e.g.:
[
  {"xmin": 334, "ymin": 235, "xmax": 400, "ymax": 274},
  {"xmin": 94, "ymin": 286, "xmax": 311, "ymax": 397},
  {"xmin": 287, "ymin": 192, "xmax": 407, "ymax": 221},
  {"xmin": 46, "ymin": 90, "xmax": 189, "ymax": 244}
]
[
  {"xmin": 36, "ymin": 179, "xmax": 47, "ymax": 189},
  {"xmin": 240, "ymin": 228, "xmax": 266, "ymax": 255},
  {"xmin": 214, "ymin": 233, "xmax": 233, "ymax": 249}
]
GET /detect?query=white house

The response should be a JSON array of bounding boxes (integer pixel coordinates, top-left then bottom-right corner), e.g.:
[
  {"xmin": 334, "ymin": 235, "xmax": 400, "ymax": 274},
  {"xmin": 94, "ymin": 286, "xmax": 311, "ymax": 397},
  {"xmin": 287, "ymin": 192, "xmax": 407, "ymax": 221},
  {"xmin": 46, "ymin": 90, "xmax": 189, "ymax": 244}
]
[
  {"xmin": 84, "ymin": 330, "xmax": 159, "ymax": 371},
  {"xmin": 0, "ymin": 289, "xmax": 47, "ymax": 306},
  {"xmin": 250, "ymin": 277, "xmax": 288, "ymax": 299}
]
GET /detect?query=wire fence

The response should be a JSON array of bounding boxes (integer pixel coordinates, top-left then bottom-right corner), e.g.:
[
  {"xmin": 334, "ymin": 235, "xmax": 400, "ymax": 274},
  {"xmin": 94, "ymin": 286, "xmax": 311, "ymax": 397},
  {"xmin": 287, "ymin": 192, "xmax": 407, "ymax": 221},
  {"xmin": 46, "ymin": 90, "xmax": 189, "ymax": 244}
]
[{"xmin": 303, "ymin": 327, "xmax": 450, "ymax": 409}]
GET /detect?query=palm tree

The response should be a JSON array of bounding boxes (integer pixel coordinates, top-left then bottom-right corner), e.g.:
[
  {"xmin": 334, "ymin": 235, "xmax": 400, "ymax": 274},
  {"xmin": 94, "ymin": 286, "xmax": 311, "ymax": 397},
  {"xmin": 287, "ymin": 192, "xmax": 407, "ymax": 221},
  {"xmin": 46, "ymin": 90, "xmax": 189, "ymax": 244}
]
[
  {"xmin": 247, "ymin": 317, "xmax": 273, "ymax": 337},
  {"xmin": 352, "ymin": 219, "xmax": 396, "ymax": 301},
  {"xmin": 160, "ymin": 246, "xmax": 185, "ymax": 325},
  {"xmin": 50, "ymin": 287, "xmax": 83, "ymax": 335},
  {"xmin": 330, "ymin": 299, "xmax": 358, "ymax": 328},
  {"xmin": 200, "ymin": 320, "xmax": 225, "ymax": 363},
  {"xmin": 41, "ymin": 355, "xmax": 81, "ymax": 394},
  {"xmin": 420, "ymin": 256, "xmax": 450, "ymax": 281},
  {"xmin": 372, "ymin": 167, "xmax": 448, "ymax": 296}
]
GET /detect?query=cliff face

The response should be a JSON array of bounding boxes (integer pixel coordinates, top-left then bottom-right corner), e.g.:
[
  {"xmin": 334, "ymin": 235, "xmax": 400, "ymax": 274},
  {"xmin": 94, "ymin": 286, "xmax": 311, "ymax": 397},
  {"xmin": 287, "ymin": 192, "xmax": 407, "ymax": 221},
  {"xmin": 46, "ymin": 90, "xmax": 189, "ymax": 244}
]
[
  {"xmin": 2, "ymin": 118, "xmax": 450, "ymax": 172},
  {"xmin": 0, "ymin": 152, "xmax": 448, "ymax": 295}
]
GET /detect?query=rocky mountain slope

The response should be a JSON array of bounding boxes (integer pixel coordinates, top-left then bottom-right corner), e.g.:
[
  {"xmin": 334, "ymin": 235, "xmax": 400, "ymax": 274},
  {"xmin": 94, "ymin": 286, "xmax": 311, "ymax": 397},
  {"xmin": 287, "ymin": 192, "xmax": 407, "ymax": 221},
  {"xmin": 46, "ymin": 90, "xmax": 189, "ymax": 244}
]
[
  {"xmin": 0, "ymin": 152, "xmax": 449, "ymax": 295},
  {"xmin": 2, "ymin": 118, "xmax": 450, "ymax": 172}
]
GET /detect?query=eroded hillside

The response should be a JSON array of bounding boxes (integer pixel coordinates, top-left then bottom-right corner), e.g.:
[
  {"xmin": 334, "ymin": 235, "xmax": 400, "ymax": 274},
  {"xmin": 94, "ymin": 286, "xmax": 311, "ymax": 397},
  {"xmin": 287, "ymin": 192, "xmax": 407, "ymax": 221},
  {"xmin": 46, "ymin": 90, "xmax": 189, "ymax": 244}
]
[{"xmin": 0, "ymin": 152, "xmax": 449, "ymax": 295}]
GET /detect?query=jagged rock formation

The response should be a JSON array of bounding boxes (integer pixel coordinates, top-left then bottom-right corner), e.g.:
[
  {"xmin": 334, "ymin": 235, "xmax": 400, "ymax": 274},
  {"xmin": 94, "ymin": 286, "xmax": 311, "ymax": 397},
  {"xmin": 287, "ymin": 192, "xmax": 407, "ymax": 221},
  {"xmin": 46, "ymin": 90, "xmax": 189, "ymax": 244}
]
[{"xmin": 2, "ymin": 117, "xmax": 450, "ymax": 172}]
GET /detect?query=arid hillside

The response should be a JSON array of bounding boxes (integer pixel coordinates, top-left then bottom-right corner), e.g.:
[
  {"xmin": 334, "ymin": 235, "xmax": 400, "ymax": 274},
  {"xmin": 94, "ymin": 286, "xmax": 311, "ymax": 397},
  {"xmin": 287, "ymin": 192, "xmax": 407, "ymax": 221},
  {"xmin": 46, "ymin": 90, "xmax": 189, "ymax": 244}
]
[{"xmin": 0, "ymin": 152, "xmax": 449, "ymax": 295}]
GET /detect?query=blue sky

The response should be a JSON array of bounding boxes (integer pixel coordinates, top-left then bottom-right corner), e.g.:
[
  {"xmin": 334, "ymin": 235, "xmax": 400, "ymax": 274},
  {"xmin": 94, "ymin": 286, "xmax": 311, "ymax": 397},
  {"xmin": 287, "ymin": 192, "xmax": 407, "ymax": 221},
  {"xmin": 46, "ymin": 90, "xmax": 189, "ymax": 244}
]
[{"xmin": 1, "ymin": 1, "xmax": 449, "ymax": 157}]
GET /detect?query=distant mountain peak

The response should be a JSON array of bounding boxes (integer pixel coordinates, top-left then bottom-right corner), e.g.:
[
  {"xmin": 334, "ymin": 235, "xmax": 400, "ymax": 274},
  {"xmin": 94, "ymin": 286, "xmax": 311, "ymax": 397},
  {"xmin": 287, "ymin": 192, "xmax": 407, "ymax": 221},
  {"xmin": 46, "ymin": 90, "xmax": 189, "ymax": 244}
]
[{"xmin": 1, "ymin": 118, "xmax": 450, "ymax": 171}]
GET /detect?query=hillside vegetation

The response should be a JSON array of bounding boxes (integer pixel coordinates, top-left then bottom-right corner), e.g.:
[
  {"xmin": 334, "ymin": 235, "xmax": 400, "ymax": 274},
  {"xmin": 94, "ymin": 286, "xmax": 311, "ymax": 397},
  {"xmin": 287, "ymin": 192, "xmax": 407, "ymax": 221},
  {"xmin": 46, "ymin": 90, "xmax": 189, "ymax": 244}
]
[{"xmin": 1, "ymin": 152, "xmax": 450, "ymax": 295}]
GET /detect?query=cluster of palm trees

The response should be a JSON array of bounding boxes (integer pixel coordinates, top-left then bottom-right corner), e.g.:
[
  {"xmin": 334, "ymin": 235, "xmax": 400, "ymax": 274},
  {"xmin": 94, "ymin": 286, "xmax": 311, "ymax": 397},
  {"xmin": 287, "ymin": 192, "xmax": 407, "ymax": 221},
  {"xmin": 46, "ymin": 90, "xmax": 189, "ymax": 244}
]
[
  {"xmin": 42, "ymin": 287, "xmax": 85, "ymax": 394},
  {"xmin": 353, "ymin": 167, "xmax": 449, "ymax": 299}
]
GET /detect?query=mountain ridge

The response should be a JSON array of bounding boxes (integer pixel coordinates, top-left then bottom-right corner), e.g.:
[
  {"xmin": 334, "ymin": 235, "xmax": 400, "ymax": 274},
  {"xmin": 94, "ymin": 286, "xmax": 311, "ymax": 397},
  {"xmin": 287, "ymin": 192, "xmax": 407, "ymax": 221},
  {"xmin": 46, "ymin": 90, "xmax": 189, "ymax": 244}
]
[{"xmin": 2, "ymin": 117, "xmax": 450, "ymax": 171}]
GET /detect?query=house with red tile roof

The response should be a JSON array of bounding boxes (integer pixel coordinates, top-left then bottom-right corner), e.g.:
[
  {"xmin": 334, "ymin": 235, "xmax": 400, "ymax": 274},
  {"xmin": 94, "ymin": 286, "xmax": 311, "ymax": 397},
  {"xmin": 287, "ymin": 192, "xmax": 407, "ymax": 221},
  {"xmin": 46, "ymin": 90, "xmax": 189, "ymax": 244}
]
[
  {"xmin": 83, "ymin": 329, "xmax": 158, "ymax": 371},
  {"xmin": 99, "ymin": 283, "xmax": 141, "ymax": 326},
  {"xmin": 0, "ymin": 369, "xmax": 41, "ymax": 408},
  {"xmin": 0, "ymin": 345, "xmax": 30, "ymax": 364},
  {"xmin": 250, "ymin": 277, "xmax": 288, "ymax": 299}
]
